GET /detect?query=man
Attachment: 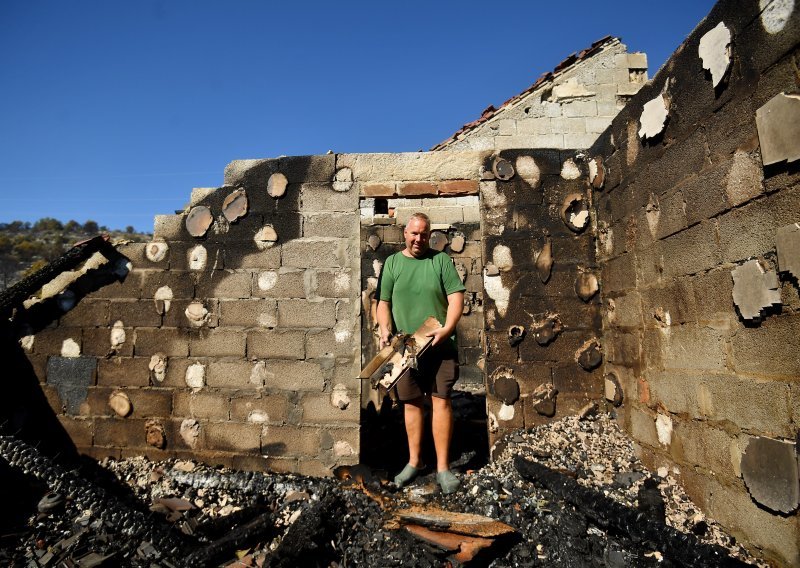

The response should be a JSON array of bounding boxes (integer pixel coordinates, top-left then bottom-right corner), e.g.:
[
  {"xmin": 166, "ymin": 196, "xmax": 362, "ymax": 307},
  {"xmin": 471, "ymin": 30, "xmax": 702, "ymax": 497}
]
[{"xmin": 377, "ymin": 212, "xmax": 466, "ymax": 494}]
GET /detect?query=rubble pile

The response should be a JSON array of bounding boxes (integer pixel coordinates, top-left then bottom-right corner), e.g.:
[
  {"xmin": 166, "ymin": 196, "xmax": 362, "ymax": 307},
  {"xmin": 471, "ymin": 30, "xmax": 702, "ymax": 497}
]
[{"xmin": 0, "ymin": 413, "xmax": 767, "ymax": 567}]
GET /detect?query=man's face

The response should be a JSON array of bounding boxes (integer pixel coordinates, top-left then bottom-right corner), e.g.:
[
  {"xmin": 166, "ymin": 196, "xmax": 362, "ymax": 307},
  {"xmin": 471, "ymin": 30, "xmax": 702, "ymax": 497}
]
[{"xmin": 404, "ymin": 217, "xmax": 431, "ymax": 258}]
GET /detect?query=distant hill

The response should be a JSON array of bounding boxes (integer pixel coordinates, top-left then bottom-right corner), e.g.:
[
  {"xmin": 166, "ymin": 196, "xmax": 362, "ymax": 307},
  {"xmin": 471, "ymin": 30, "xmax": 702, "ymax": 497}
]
[{"xmin": 0, "ymin": 218, "xmax": 152, "ymax": 290}]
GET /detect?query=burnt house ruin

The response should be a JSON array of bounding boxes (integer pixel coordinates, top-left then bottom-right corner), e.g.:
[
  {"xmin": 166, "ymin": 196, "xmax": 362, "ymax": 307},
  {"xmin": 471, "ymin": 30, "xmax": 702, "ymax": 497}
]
[{"xmin": 2, "ymin": 0, "xmax": 799, "ymax": 565}]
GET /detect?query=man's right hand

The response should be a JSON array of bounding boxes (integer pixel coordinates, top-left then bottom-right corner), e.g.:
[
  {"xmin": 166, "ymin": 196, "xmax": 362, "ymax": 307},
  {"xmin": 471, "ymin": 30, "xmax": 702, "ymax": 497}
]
[{"xmin": 379, "ymin": 331, "xmax": 392, "ymax": 349}]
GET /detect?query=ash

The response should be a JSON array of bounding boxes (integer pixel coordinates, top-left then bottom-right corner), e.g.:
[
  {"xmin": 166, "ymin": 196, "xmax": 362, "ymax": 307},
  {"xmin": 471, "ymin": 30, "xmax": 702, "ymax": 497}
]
[{"xmin": 0, "ymin": 413, "xmax": 767, "ymax": 567}]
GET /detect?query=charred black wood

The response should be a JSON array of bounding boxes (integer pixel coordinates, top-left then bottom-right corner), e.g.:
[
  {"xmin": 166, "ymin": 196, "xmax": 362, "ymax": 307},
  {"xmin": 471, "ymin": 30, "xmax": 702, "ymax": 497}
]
[
  {"xmin": 0, "ymin": 235, "xmax": 112, "ymax": 320},
  {"xmin": 0, "ymin": 434, "xmax": 185, "ymax": 561},
  {"xmin": 183, "ymin": 509, "xmax": 278, "ymax": 568},
  {"xmin": 514, "ymin": 456, "xmax": 749, "ymax": 568},
  {"xmin": 266, "ymin": 492, "xmax": 345, "ymax": 568}
]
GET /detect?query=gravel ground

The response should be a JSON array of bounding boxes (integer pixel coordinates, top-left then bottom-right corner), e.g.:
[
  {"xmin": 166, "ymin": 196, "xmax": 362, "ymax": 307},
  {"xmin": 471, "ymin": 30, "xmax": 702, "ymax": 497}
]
[{"xmin": 1, "ymin": 412, "xmax": 768, "ymax": 567}]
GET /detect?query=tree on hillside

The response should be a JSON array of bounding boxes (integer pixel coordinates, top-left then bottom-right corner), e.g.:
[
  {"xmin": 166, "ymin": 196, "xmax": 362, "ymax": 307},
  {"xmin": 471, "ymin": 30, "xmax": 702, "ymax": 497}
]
[
  {"xmin": 33, "ymin": 217, "xmax": 64, "ymax": 232},
  {"xmin": 64, "ymin": 220, "xmax": 81, "ymax": 232},
  {"xmin": 83, "ymin": 220, "xmax": 99, "ymax": 234}
]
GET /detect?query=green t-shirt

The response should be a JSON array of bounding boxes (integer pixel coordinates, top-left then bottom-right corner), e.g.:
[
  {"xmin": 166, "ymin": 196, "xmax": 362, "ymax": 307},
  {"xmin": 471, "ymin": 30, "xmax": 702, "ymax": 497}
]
[{"xmin": 378, "ymin": 250, "xmax": 466, "ymax": 350}]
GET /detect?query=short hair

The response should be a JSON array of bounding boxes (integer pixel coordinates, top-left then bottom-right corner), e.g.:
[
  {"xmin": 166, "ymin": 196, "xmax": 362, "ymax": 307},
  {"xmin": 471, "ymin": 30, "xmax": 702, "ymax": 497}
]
[{"xmin": 407, "ymin": 212, "xmax": 431, "ymax": 230}]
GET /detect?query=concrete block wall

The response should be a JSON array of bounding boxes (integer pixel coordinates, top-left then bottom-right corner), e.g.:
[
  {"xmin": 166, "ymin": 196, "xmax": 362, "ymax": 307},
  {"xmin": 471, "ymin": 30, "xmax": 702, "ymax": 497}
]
[
  {"xmin": 590, "ymin": 0, "xmax": 800, "ymax": 563},
  {"xmin": 440, "ymin": 39, "xmax": 647, "ymax": 152},
  {"xmin": 24, "ymin": 154, "xmax": 363, "ymax": 476},
  {"xmin": 479, "ymin": 150, "xmax": 603, "ymax": 445}
]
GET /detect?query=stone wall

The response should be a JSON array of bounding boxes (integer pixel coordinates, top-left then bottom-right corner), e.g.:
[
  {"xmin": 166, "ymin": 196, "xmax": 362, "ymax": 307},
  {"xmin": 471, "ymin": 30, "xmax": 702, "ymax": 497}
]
[
  {"xmin": 478, "ymin": 151, "xmax": 603, "ymax": 445},
  {"xmin": 23, "ymin": 155, "xmax": 362, "ymax": 476},
  {"xmin": 590, "ymin": 0, "xmax": 800, "ymax": 563},
  {"xmin": 436, "ymin": 38, "xmax": 647, "ymax": 152}
]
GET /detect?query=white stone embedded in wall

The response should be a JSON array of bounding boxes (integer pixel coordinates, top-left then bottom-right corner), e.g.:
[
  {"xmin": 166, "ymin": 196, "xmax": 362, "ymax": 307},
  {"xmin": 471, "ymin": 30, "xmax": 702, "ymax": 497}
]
[
  {"xmin": 257, "ymin": 271, "xmax": 278, "ymax": 291},
  {"xmin": 699, "ymin": 22, "xmax": 732, "ymax": 88},
  {"xmin": 185, "ymin": 362, "xmax": 206, "ymax": 392},
  {"xmin": 61, "ymin": 338, "xmax": 80, "ymax": 358},
  {"xmin": 638, "ymin": 94, "xmax": 669, "ymax": 140}
]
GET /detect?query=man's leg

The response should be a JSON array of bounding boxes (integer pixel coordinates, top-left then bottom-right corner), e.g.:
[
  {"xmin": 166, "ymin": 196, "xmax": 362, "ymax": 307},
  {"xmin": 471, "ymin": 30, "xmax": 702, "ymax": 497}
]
[
  {"xmin": 431, "ymin": 396, "xmax": 453, "ymax": 471},
  {"xmin": 404, "ymin": 396, "xmax": 425, "ymax": 468}
]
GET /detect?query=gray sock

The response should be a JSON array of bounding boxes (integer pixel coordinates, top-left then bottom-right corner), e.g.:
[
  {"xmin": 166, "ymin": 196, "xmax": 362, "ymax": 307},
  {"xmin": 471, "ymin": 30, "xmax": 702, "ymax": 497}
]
[
  {"xmin": 394, "ymin": 463, "xmax": 424, "ymax": 487},
  {"xmin": 436, "ymin": 470, "xmax": 460, "ymax": 494}
]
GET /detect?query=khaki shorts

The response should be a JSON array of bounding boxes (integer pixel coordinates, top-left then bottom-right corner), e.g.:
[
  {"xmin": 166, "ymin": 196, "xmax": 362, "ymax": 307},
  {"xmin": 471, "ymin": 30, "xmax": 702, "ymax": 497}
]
[{"xmin": 395, "ymin": 348, "xmax": 459, "ymax": 401}]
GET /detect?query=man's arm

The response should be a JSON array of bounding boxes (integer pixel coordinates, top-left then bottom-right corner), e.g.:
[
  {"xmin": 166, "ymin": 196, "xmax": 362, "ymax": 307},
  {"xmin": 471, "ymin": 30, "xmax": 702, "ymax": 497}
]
[
  {"xmin": 427, "ymin": 291, "xmax": 464, "ymax": 347},
  {"xmin": 377, "ymin": 299, "xmax": 394, "ymax": 348}
]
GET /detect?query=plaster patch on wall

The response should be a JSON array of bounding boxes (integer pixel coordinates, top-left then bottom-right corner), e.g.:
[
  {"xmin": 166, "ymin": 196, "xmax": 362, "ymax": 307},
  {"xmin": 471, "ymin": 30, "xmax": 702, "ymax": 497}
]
[
  {"xmin": 483, "ymin": 271, "xmax": 510, "ymax": 317},
  {"xmin": 332, "ymin": 384, "xmax": 351, "ymax": 410},
  {"xmin": 334, "ymin": 271, "xmax": 351, "ymax": 294},
  {"xmin": 575, "ymin": 271, "xmax": 599, "ymax": 302},
  {"xmin": 333, "ymin": 167, "xmax": 354, "ymax": 192},
  {"xmin": 367, "ymin": 234, "xmax": 381, "ymax": 251},
  {"xmin": 450, "ymin": 233, "xmax": 466, "ymax": 253},
  {"xmin": 61, "ymin": 338, "xmax": 80, "ymax": 358},
  {"xmin": 488, "ymin": 412, "xmax": 499, "ymax": 434},
  {"xmin": 222, "ymin": 188, "xmax": 249, "ymax": 223},
  {"xmin": 186, "ymin": 206, "xmax": 214, "ymax": 237},
  {"xmin": 532, "ymin": 383, "xmax": 557, "ymax": 417},
  {"xmin": 334, "ymin": 441, "xmax": 356, "ymax": 456},
  {"xmin": 560, "ymin": 159, "xmax": 581, "ymax": 180},
  {"xmin": 731, "ymin": 259, "xmax": 781, "ymax": 320},
  {"xmin": 185, "ymin": 362, "xmax": 206, "ymax": 392},
  {"xmin": 497, "ymin": 403, "xmax": 515, "ymax": 421},
  {"xmin": 492, "ymin": 157, "xmax": 515, "ymax": 181},
  {"xmin": 645, "ymin": 193, "xmax": 661, "ymax": 237},
  {"xmin": 741, "ymin": 436, "xmax": 800, "ymax": 513},
  {"xmin": 655, "ymin": 413, "xmax": 673, "ymax": 447},
  {"xmin": 588, "ymin": 156, "xmax": 605, "ymax": 189},
  {"xmin": 698, "ymin": 22, "xmax": 732, "ymax": 87},
  {"xmin": 638, "ymin": 94, "xmax": 669, "ymax": 140},
  {"xmin": 149, "ymin": 353, "xmax": 168, "ymax": 383},
  {"xmin": 515, "ymin": 156, "xmax": 541, "ymax": 187},
  {"xmin": 759, "ymin": 0, "xmax": 795, "ymax": 33},
  {"xmin": 492, "ymin": 245, "xmax": 513, "ymax": 272},
  {"xmin": 333, "ymin": 321, "xmax": 352, "ymax": 344},
  {"xmin": 180, "ymin": 418, "xmax": 201, "ymax": 449},
  {"xmin": 372, "ymin": 259, "xmax": 383, "ymax": 278},
  {"xmin": 247, "ymin": 410, "xmax": 269, "ymax": 423},
  {"xmin": 108, "ymin": 391, "xmax": 132, "ymax": 417},
  {"xmin": 185, "ymin": 302, "xmax": 210, "ymax": 327},
  {"xmin": 154, "ymin": 286, "xmax": 173, "ymax": 314},
  {"xmin": 552, "ymin": 78, "xmax": 596, "ymax": 101},
  {"xmin": 560, "ymin": 194, "xmax": 590, "ymax": 233},
  {"xmin": 535, "ymin": 236, "xmax": 553, "ymax": 283},
  {"xmin": 267, "ymin": 173, "xmax": 288, "ymax": 198},
  {"xmin": 188, "ymin": 245, "xmax": 208, "ymax": 271},
  {"xmin": 756, "ymin": 92, "xmax": 800, "ymax": 165},
  {"xmin": 254, "ymin": 225, "xmax": 279, "ymax": 250},
  {"xmin": 697, "ymin": 383, "xmax": 714, "ymax": 417},
  {"xmin": 250, "ymin": 361, "xmax": 273, "ymax": 387},
  {"xmin": 145, "ymin": 241, "xmax": 169, "ymax": 262},
  {"xmin": 776, "ymin": 223, "xmax": 800, "ymax": 280},
  {"xmin": 110, "ymin": 320, "xmax": 126, "ymax": 349},
  {"xmin": 531, "ymin": 312, "xmax": 562, "ymax": 345},
  {"xmin": 257, "ymin": 271, "xmax": 278, "ymax": 291},
  {"xmin": 19, "ymin": 335, "xmax": 34, "ymax": 352}
]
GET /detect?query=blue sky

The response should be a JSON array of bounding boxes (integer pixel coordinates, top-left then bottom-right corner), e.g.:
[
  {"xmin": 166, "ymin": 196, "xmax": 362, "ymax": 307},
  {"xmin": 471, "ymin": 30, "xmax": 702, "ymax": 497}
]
[{"xmin": 0, "ymin": 0, "xmax": 715, "ymax": 233}]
